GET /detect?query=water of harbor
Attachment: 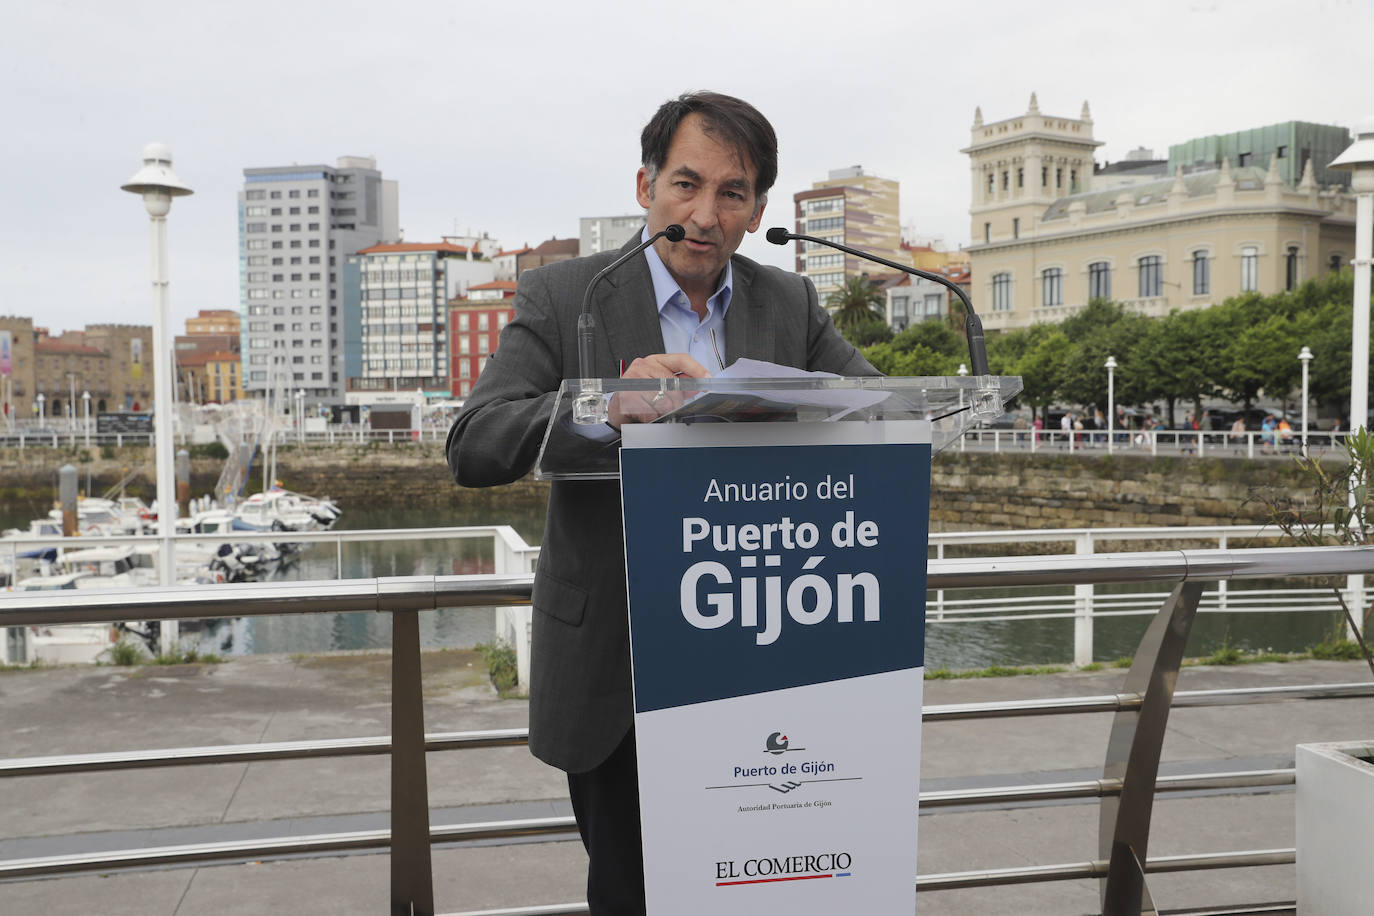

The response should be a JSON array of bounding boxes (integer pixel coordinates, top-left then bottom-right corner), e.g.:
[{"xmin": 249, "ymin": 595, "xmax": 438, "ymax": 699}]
[{"xmin": 2, "ymin": 504, "xmax": 1341, "ymax": 667}]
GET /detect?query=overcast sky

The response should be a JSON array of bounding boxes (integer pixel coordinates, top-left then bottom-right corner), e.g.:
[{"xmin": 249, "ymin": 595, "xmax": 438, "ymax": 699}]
[{"xmin": 4, "ymin": 0, "xmax": 1370, "ymax": 335}]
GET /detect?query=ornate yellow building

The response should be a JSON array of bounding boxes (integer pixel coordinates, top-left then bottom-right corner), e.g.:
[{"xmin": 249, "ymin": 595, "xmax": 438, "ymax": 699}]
[{"xmin": 965, "ymin": 96, "xmax": 1356, "ymax": 331}]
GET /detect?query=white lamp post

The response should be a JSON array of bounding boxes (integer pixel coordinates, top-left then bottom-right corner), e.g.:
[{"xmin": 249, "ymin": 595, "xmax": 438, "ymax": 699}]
[
  {"xmin": 1330, "ymin": 119, "xmax": 1374, "ymax": 440},
  {"xmin": 82, "ymin": 389, "xmax": 91, "ymax": 448},
  {"xmin": 1105, "ymin": 355, "xmax": 1118, "ymax": 454},
  {"xmin": 296, "ymin": 389, "xmax": 305, "ymax": 442},
  {"xmin": 1299, "ymin": 346, "xmax": 1314, "ymax": 456},
  {"xmin": 36, "ymin": 392, "xmax": 45, "ymax": 424},
  {"xmin": 122, "ymin": 142, "xmax": 192, "ymax": 655},
  {"xmin": 66, "ymin": 372, "xmax": 76, "ymax": 432},
  {"xmin": 1330, "ymin": 118, "xmax": 1374, "ymax": 642}
]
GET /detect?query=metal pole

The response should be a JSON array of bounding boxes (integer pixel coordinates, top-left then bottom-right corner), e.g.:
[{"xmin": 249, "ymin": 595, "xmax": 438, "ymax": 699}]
[
  {"xmin": 150, "ymin": 210, "xmax": 179, "ymax": 652},
  {"xmin": 1300, "ymin": 347, "xmax": 1311, "ymax": 456},
  {"xmin": 82, "ymin": 391, "xmax": 90, "ymax": 448},
  {"xmin": 1106, "ymin": 359, "xmax": 1116, "ymax": 455},
  {"xmin": 1349, "ymin": 179, "xmax": 1373, "ymax": 640}
]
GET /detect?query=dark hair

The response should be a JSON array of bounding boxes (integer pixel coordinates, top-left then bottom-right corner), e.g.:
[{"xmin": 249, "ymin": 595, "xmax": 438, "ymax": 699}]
[{"xmin": 640, "ymin": 91, "xmax": 778, "ymax": 201}]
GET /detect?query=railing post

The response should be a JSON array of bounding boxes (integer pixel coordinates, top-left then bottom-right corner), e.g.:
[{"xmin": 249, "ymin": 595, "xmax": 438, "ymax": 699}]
[
  {"xmin": 382, "ymin": 577, "xmax": 436, "ymax": 916},
  {"xmin": 1099, "ymin": 580, "xmax": 1206, "ymax": 916},
  {"xmin": 1217, "ymin": 534, "xmax": 1228, "ymax": 612},
  {"xmin": 1197, "ymin": 429, "xmax": 1205, "ymax": 457},
  {"xmin": 1074, "ymin": 532, "xmax": 1094, "ymax": 666},
  {"xmin": 1346, "ymin": 574, "xmax": 1366, "ymax": 641}
]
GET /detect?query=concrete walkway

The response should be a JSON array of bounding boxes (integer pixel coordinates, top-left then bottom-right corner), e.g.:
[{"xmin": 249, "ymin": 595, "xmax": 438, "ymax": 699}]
[{"xmin": 0, "ymin": 653, "xmax": 1369, "ymax": 915}]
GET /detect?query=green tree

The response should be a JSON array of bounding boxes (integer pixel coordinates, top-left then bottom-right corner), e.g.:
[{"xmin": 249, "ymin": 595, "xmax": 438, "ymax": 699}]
[
  {"xmin": 826, "ymin": 274, "xmax": 885, "ymax": 331},
  {"xmin": 841, "ymin": 315, "xmax": 893, "ymax": 348},
  {"xmin": 1131, "ymin": 308, "xmax": 1215, "ymax": 428},
  {"xmin": 1056, "ymin": 300, "xmax": 1152, "ymax": 414}
]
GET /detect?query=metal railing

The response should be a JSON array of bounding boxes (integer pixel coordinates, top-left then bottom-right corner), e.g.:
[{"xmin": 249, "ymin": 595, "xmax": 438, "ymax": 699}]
[
  {"xmin": 955, "ymin": 426, "xmax": 1347, "ymax": 460},
  {"xmin": 4, "ymin": 522, "xmax": 1358, "ymax": 669},
  {"xmin": 0, "ymin": 423, "xmax": 1350, "ymax": 457},
  {"xmin": 1, "ymin": 544, "xmax": 1373, "ymax": 915}
]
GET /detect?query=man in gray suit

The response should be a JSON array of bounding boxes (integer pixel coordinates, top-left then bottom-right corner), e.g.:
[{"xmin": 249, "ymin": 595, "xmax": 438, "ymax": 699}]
[{"xmin": 447, "ymin": 91, "xmax": 875, "ymax": 914}]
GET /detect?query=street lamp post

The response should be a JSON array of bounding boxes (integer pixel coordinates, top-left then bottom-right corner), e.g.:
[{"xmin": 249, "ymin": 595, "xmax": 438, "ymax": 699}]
[
  {"xmin": 1331, "ymin": 119, "xmax": 1374, "ymax": 440},
  {"xmin": 122, "ymin": 142, "xmax": 193, "ymax": 656},
  {"xmin": 37, "ymin": 392, "xmax": 45, "ymax": 426},
  {"xmin": 82, "ymin": 390, "xmax": 91, "ymax": 448},
  {"xmin": 1329, "ymin": 119, "xmax": 1374, "ymax": 642},
  {"xmin": 296, "ymin": 389, "xmax": 306, "ymax": 443},
  {"xmin": 1299, "ymin": 346, "xmax": 1314, "ymax": 456},
  {"xmin": 1105, "ymin": 356, "xmax": 1118, "ymax": 454},
  {"xmin": 66, "ymin": 372, "xmax": 76, "ymax": 433}
]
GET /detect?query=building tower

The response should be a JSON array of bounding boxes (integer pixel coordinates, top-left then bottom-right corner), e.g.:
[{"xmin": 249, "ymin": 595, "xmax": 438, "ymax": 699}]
[
  {"xmin": 963, "ymin": 94, "xmax": 1102, "ymax": 247},
  {"xmin": 792, "ymin": 166, "xmax": 903, "ymax": 296},
  {"xmin": 238, "ymin": 157, "xmax": 398, "ymax": 406}
]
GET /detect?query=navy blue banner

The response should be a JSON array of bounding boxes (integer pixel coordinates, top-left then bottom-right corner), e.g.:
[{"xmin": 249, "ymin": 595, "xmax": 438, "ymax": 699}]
[{"xmin": 622, "ymin": 441, "xmax": 929, "ymax": 713}]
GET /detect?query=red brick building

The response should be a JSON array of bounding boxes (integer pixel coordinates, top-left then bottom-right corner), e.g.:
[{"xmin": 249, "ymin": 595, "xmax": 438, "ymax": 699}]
[{"xmin": 448, "ymin": 281, "xmax": 517, "ymax": 398}]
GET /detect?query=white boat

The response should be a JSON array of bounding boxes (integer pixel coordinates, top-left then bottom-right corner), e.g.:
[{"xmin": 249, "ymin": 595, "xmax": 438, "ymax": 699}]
[
  {"xmin": 8, "ymin": 572, "xmax": 122, "ymax": 665},
  {"xmin": 234, "ymin": 488, "xmax": 340, "ymax": 531}
]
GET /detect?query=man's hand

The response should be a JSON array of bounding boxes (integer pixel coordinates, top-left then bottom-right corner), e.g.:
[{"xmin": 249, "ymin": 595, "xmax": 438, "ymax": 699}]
[{"xmin": 608, "ymin": 353, "xmax": 711, "ymax": 429}]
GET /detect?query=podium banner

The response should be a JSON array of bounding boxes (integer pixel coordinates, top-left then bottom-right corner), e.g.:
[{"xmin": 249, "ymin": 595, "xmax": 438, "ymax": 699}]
[{"xmin": 621, "ymin": 421, "xmax": 930, "ymax": 915}]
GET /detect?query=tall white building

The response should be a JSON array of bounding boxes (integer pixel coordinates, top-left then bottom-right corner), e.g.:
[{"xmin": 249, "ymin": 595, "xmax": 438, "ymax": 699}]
[
  {"xmin": 579, "ymin": 214, "xmax": 644, "ymax": 256},
  {"xmin": 344, "ymin": 241, "xmax": 495, "ymax": 385},
  {"xmin": 238, "ymin": 156, "xmax": 398, "ymax": 405}
]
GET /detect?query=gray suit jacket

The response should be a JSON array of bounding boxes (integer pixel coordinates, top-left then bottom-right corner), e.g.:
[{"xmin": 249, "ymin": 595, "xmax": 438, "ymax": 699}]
[{"xmin": 446, "ymin": 234, "xmax": 876, "ymax": 773}]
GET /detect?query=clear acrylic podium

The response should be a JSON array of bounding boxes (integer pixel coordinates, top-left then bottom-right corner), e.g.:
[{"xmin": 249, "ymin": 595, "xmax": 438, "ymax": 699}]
[{"xmin": 534, "ymin": 374, "xmax": 1024, "ymax": 480}]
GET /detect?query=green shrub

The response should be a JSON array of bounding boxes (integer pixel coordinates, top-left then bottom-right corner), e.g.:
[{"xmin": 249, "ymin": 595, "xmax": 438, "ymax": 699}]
[
  {"xmin": 474, "ymin": 640, "xmax": 519, "ymax": 696},
  {"xmin": 100, "ymin": 444, "xmax": 116, "ymax": 460},
  {"xmin": 1311, "ymin": 638, "xmax": 1365, "ymax": 661},
  {"xmin": 105, "ymin": 640, "xmax": 143, "ymax": 666}
]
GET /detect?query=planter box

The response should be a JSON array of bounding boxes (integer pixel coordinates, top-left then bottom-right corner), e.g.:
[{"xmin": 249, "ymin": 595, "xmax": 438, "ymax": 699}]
[{"xmin": 1296, "ymin": 740, "xmax": 1374, "ymax": 915}]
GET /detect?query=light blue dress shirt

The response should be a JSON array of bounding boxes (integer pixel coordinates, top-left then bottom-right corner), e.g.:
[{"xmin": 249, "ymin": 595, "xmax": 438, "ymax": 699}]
[{"xmin": 640, "ymin": 227, "xmax": 730, "ymax": 373}]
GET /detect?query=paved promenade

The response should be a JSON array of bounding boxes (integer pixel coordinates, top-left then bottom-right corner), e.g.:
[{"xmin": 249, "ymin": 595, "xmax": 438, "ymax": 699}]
[{"xmin": 0, "ymin": 652, "xmax": 1369, "ymax": 915}]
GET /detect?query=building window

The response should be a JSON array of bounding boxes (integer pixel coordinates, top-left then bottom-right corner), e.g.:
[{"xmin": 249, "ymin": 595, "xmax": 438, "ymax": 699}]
[
  {"xmin": 1088, "ymin": 261, "xmax": 1111, "ymax": 300},
  {"xmin": 987, "ymin": 174, "xmax": 994, "ymax": 195},
  {"xmin": 1041, "ymin": 268, "xmax": 1063, "ymax": 307},
  {"xmin": 1192, "ymin": 252, "xmax": 1210, "ymax": 295},
  {"xmin": 1002, "ymin": 171, "xmax": 1009, "ymax": 191},
  {"xmin": 1241, "ymin": 246, "xmax": 1259, "ymax": 292},
  {"xmin": 1017, "ymin": 168, "xmax": 1024, "ymax": 188},
  {"xmin": 923, "ymin": 293, "xmax": 942, "ymax": 316},
  {"xmin": 1286, "ymin": 246, "xmax": 1300, "ymax": 291},
  {"xmin": 992, "ymin": 273, "xmax": 1012, "ymax": 311},
  {"xmin": 1238, "ymin": 152, "xmax": 1252, "ymax": 167},
  {"xmin": 983, "ymin": 222, "xmax": 990, "ymax": 243},
  {"xmin": 1138, "ymin": 256, "xmax": 1163, "ymax": 298},
  {"xmin": 1331, "ymin": 254, "xmax": 1343, "ymax": 272},
  {"xmin": 1012, "ymin": 217, "xmax": 1020, "ymax": 239},
  {"xmin": 246, "ymin": 190, "xmax": 265, "ymax": 201}
]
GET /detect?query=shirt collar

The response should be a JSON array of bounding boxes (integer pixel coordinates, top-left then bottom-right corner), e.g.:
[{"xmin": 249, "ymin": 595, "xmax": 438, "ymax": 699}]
[{"xmin": 641, "ymin": 226, "xmax": 733, "ymax": 317}]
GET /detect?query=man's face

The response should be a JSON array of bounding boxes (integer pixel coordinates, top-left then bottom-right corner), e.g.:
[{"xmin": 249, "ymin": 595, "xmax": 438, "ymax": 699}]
[{"xmin": 636, "ymin": 113, "xmax": 766, "ymax": 300}]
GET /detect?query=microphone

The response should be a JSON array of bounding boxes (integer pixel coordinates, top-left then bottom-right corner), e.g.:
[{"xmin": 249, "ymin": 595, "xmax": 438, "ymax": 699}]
[
  {"xmin": 766, "ymin": 227, "xmax": 990, "ymax": 378},
  {"xmin": 572, "ymin": 224, "xmax": 685, "ymax": 424}
]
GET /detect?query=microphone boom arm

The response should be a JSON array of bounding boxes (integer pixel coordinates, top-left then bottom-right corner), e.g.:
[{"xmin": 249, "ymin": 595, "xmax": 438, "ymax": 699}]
[{"xmin": 768, "ymin": 229, "xmax": 991, "ymax": 378}]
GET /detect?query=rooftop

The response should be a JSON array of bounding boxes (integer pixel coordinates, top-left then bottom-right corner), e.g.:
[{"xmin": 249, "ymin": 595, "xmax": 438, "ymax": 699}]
[{"xmin": 356, "ymin": 241, "xmax": 473, "ymax": 256}]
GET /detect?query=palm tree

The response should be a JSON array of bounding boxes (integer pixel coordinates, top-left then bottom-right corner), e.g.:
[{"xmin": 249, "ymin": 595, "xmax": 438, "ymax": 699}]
[{"xmin": 826, "ymin": 274, "xmax": 885, "ymax": 331}]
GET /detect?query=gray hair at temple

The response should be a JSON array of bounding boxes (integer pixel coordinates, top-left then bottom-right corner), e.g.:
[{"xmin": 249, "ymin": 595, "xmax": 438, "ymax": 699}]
[{"xmin": 640, "ymin": 91, "xmax": 779, "ymax": 207}]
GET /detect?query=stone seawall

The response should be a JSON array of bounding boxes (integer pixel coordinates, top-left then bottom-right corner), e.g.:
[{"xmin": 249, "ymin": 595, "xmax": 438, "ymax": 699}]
[{"xmin": 0, "ymin": 441, "xmax": 1315, "ymax": 530}]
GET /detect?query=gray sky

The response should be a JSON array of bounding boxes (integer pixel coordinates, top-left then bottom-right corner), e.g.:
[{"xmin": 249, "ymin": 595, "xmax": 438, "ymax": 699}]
[{"xmin": 4, "ymin": 0, "xmax": 1370, "ymax": 334}]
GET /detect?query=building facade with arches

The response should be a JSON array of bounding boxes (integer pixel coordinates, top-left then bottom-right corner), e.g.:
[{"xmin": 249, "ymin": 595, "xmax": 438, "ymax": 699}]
[{"xmin": 965, "ymin": 96, "xmax": 1357, "ymax": 331}]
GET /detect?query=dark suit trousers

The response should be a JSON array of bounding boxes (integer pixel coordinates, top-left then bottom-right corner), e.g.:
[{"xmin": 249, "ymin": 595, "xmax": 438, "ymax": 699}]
[{"xmin": 566, "ymin": 729, "xmax": 646, "ymax": 915}]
